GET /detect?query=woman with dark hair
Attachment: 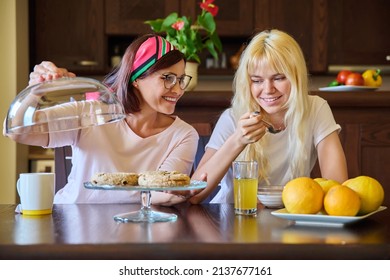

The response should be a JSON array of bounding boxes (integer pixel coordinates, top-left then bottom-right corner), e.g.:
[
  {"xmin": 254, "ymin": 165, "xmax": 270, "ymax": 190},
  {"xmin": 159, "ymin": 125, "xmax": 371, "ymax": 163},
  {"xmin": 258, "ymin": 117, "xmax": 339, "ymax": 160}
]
[{"xmin": 6, "ymin": 34, "xmax": 198, "ymax": 205}]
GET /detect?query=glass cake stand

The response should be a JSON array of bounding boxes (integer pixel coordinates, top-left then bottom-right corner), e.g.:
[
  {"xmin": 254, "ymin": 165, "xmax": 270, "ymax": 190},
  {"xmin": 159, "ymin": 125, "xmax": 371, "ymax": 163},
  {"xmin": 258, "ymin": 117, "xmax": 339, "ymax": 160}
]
[{"xmin": 84, "ymin": 180, "xmax": 207, "ymax": 223}]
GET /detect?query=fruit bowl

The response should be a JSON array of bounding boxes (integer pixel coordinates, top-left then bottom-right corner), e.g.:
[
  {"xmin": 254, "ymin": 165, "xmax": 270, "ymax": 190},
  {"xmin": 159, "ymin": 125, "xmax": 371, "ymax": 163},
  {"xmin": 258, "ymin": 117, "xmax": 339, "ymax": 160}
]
[{"xmin": 257, "ymin": 185, "xmax": 284, "ymax": 209}]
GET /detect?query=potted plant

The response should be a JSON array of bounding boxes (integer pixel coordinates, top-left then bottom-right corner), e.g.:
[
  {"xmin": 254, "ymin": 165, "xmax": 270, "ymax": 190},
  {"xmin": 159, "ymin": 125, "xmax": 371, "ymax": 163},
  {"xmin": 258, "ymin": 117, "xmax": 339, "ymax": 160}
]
[{"xmin": 145, "ymin": 0, "xmax": 223, "ymax": 90}]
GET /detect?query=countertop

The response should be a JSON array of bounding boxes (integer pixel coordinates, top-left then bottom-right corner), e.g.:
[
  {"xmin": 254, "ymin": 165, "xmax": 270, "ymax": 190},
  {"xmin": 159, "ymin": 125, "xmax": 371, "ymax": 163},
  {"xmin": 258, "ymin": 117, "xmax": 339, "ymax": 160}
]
[{"xmin": 192, "ymin": 75, "xmax": 390, "ymax": 92}]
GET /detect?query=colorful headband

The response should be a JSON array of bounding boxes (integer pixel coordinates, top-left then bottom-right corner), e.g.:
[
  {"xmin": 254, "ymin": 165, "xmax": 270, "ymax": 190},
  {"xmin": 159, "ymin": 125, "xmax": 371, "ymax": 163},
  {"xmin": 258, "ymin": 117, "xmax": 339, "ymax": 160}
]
[{"xmin": 129, "ymin": 36, "xmax": 176, "ymax": 83}]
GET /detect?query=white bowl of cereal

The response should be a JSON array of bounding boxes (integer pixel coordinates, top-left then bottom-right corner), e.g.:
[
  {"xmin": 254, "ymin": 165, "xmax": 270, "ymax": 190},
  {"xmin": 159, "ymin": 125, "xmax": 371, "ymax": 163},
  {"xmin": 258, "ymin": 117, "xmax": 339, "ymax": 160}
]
[{"xmin": 257, "ymin": 185, "xmax": 284, "ymax": 209}]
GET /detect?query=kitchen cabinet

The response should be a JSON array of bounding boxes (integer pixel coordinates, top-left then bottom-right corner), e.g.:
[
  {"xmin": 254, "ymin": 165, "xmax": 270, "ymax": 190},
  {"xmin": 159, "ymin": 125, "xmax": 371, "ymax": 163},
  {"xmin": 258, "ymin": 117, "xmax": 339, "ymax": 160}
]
[
  {"xmin": 253, "ymin": 0, "xmax": 390, "ymax": 73},
  {"xmin": 180, "ymin": 0, "xmax": 254, "ymax": 36},
  {"xmin": 31, "ymin": 0, "xmax": 389, "ymax": 76},
  {"xmin": 105, "ymin": 0, "xmax": 254, "ymax": 73},
  {"xmin": 105, "ymin": 0, "xmax": 180, "ymax": 35},
  {"xmin": 105, "ymin": 0, "xmax": 254, "ymax": 36},
  {"xmin": 327, "ymin": 0, "xmax": 390, "ymax": 68},
  {"xmin": 331, "ymin": 97, "xmax": 390, "ymax": 191},
  {"xmin": 253, "ymin": 0, "xmax": 328, "ymax": 73},
  {"xmin": 30, "ymin": 0, "xmax": 105, "ymax": 74}
]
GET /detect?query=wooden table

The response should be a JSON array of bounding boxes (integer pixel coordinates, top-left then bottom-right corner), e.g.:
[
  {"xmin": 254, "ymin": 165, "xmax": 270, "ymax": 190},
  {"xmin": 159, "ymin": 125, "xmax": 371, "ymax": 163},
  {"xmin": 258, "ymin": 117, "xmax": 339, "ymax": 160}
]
[{"xmin": 0, "ymin": 203, "xmax": 389, "ymax": 260}]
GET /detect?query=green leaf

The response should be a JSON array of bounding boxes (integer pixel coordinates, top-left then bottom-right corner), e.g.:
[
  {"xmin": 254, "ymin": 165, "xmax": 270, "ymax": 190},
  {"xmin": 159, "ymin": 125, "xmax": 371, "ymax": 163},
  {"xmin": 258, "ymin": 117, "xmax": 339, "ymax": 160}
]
[
  {"xmin": 198, "ymin": 12, "xmax": 216, "ymax": 33},
  {"xmin": 205, "ymin": 39, "xmax": 218, "ymax": 60},
  {"xmin": 210, "ymin": 32, "xmax": 223, "ymax": 52},
  {"xmin": 144, "ymin": 19, "xmax": 164, "ymax": 32},
  {"xmin": 145, "ymin": 9, "xmax": 222, "ymax": 63},
  {"xmin": 158, "ymin": 13, "xmax": 178, "ymax": 32}
]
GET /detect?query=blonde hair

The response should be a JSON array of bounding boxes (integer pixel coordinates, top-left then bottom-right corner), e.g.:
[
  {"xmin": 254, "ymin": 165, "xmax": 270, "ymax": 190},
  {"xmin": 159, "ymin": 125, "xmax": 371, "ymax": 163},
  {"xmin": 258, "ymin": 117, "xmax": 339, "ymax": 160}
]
[{"xmin": 232, "ymin": 29, "xmax": 310, "ymax": 184}]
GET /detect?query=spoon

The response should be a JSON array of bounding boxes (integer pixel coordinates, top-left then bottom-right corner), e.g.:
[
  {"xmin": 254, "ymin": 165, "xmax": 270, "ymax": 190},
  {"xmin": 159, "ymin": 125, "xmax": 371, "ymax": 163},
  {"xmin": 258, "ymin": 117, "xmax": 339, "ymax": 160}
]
[
  {"xmin": 251, "ymin": 111, "xmax": 283, "ymax": 134},
  {"xmin": 260, "ymin": 119, "xmax": 283, "ymax": 134}
]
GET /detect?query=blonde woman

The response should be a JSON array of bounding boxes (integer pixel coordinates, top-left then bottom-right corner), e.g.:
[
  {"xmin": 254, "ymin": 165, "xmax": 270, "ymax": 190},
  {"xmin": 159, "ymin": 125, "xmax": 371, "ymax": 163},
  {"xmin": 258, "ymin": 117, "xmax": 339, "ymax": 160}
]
[{"xmin": 190, "ymin": 29, "xmax": 347, "ymax": 204}]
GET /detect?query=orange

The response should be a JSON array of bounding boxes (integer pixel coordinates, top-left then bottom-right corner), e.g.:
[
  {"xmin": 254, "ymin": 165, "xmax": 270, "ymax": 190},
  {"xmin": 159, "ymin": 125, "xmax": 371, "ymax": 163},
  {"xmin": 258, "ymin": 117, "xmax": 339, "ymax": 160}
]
[
  {"xmin": 343, "ymin": 176, "xmax": 384, "ymax": 215},
  {"xmin": 314, "ymin": 178, "xmax": 341, "ymax": 194},
  {"xmin": 324, "ymin": 184, "xmax": 361, "ymax": 216},
  {"xmin": 313, "ymin": 178, "xmax": 327, "ymax": 183},
  {"xmin": 282, "ymin": 177, "xmax": 324, "ymax": 214}
]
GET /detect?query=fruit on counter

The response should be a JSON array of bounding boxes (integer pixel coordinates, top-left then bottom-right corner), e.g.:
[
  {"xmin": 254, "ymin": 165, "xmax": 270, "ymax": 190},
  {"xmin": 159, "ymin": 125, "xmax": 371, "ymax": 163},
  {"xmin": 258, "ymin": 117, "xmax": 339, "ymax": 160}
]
[
  {"xmin": 362, "ymin": 69, "xmax": 382, "ymax": 87},
  {"xmin": 327, "ymin": 80, "xmax": 340, "ymax": 87},
  {"xmin": 323, "ymin": 184, "xmax": 361, "ymax": 216},
  {"xmin": 282, "ymin": 177, "xmax": 324, "ymax": 214},
  {"xmin": 336, "ymin": 70, "xmax": 352, "ymax": 84},
  {"xmin": 342, "ymin": 176, "xmax": 384, "ymax": 215},
  {"xmin": 327, "ymin": 69, "xmax": 382, "ymax": 88},
  {"xmin": 314, "ymin": 178, "xmax": 341, "ymax": 194},
  {"xmin": 345, "ymin": 72, "xmax": 364, "ymax": 86}
]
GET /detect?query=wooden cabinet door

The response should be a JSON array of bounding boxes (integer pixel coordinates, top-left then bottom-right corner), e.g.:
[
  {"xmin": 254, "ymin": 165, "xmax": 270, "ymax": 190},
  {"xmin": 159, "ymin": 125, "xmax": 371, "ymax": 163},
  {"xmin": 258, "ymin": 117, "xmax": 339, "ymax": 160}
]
[
  {"xmin": 331, "ymin": 97, "xmax": 390, "ymax": 208},
  {"xmin": 105, "ymin": 0, "xmax": 254, "ymax": 36},
  {"xmin": 254, "ymin": 0, "xmax": 328, "ymax": 73},
  {"xmin": 105, "ymin": 0, "xmax": 180, "ymax": 35},
  {"xmin": 181, "ymin": 0, "xmax": 255, "ymax": 36},
  {"xmin": 31, "ymin": 0, "xmax": 105, "ymax": 74},
  {"xmin": 327, "ymin": 0, "xmax": 390, "ymax": 68}
]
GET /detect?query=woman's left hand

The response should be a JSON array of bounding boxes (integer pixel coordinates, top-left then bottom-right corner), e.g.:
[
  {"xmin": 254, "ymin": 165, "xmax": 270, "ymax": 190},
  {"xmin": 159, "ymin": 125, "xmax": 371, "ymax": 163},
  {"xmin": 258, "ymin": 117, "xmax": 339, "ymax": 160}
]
[
  {"xmin": 166, "ymin": 172, "xmax": 207, "ymax": 200},
  {"xmin": 29, "ymin": 61, "xmax": 76, "ymax": 86}
]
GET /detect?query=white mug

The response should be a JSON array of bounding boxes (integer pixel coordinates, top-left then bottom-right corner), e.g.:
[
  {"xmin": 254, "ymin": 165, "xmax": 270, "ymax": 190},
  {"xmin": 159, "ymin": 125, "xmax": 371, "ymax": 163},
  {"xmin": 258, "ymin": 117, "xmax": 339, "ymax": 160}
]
[{"xmin": 17, "ymin": 173, "xmax": 55, "ymax": 215}]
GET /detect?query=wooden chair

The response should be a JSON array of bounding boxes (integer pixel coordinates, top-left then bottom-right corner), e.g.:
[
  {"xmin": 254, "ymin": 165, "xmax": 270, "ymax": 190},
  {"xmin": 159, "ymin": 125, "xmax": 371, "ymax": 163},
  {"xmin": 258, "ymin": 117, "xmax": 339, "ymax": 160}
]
[
  {"xmin": 190, "ymin": 122, "xmax": 213, "ymax": 172},
  {"xmin": 54, "ymin": 145, "xmax": 72, "ymax": 193},
  {"xmin": 190, "ymin": 122, "xmax": 221, "ymax": 203}
]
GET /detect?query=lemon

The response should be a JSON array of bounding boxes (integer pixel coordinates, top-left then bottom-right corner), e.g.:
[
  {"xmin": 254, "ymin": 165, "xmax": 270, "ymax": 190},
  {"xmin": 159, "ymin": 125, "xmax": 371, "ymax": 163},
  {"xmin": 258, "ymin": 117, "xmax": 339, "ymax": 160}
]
[
  {"xmin": 314, "ymin": 178, "xmax": 341, "ymax": 194},
  {"xmin": 343, "ymin": 176, "xmax": 384, "ymax": 215},
  {"xmin": 324, "ymin": 184, "xmax": 361, "ymax": 216},
  {"xmin": 282, "ymin": 177, "xmax": 324, "ymax": 214}
]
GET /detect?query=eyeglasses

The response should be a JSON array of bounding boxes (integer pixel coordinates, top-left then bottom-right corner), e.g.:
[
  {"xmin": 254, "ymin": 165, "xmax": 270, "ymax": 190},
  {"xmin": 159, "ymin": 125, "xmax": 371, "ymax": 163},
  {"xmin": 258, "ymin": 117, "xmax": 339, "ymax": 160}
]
[{"xmin": 161, "ymin": 74, "xmax": 192, "ymax": 90}]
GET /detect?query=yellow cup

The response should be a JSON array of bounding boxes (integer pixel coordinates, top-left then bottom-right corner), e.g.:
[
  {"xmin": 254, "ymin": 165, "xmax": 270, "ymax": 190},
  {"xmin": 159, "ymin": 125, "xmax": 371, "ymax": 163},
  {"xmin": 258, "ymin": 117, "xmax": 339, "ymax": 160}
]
[{"xmin": 233, "ymin": 161, "xmax": 258, "ymax": 215}]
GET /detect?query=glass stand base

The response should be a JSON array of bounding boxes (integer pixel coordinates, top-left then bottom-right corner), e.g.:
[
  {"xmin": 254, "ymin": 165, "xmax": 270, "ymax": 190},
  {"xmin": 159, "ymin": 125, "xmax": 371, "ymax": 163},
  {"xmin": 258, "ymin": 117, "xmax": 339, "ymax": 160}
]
[{"xmin": 114, "ymin": 209, "xmax": 177, "ymax": 223}]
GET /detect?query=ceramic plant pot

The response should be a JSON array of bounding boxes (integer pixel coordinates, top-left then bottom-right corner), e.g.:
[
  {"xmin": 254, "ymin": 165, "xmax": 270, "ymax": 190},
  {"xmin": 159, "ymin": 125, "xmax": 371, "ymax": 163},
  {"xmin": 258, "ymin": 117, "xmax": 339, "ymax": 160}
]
[{"xmin": 185, "ymin": 61, "xmax": 199, "ymax": 91}]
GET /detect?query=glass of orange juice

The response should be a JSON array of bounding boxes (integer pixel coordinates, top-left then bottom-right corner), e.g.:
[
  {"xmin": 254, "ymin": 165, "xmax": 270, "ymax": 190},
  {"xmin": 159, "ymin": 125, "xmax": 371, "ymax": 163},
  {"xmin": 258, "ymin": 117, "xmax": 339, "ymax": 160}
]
[{"xmin": 233, "ymin": 161, "xmax": 258, "ymax": 216}]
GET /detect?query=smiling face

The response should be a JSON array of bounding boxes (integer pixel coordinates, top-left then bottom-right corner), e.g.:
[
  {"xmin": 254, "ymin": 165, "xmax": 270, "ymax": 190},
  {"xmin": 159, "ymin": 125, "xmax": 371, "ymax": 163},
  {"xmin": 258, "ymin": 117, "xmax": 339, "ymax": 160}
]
[
  {"xmin": 249, "ymin": 62, "xmax": 291, "ymax": 118},
  {"xmin": 135, "ymin": 60, "xmax": 186, "ymax": 115}
]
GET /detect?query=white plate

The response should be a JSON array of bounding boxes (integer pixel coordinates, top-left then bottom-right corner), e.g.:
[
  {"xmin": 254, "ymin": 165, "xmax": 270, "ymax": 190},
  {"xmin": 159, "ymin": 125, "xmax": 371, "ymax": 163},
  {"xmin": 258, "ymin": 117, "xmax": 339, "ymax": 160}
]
[
  {"xmin": 319, "ymin": 85, "xmax": 379, "ymax": 92},
  {"xmin": 271, "ymin": 206, "xmax": 386, "ymax": 227},
  {"xmin": 84, "ymin": 180, "xmax": 207, "ymax": 191}
]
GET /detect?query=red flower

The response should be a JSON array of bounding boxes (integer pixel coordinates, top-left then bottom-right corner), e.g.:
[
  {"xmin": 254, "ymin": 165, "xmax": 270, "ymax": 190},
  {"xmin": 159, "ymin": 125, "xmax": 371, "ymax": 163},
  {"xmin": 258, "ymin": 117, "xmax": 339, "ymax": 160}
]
[
  {"xmin": 199, "ymin": 0, "xmax": 219, "ymax": 17},
  {"xmin": 171, "ymin": 20, "xmax": 185, "ymax": 31}
]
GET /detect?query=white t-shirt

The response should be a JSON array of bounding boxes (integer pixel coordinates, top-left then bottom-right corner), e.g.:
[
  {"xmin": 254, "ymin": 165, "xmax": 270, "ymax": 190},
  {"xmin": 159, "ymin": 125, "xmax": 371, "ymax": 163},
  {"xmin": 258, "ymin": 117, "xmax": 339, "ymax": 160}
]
[
  {"xmin": 46, "ymin": 116, "xmax": 199, "ymax": 204},
  {"xmin": 206, "ymin": 95, "xmax": 341, "ymax": 203}
]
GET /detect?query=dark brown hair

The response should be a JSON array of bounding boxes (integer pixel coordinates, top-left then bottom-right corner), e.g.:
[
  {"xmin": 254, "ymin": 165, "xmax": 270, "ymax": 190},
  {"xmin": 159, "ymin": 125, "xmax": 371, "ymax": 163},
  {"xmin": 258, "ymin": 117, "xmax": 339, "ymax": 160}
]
[{"xmin": 104, "ymin": 34, "xmax": 185, "ymax": 114}]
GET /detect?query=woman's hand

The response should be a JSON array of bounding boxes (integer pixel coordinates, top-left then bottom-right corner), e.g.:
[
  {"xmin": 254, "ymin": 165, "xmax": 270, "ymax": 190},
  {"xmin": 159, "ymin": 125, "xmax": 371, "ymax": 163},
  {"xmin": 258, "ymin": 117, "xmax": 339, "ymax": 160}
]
[
  {"xmin": 160, "ymin": 173, "xmax": 207, "ymax": 203},
  {"xmin": 234, "ymin": 112, "xmax": 267, "ymax": 145},
  {"xmin": 29, "ymin": 61, "xmax": 76, "ymax": 86},
  {"xmin": 188, "ymin": 172, "xmax": 208, "ymax": 204}
]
